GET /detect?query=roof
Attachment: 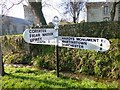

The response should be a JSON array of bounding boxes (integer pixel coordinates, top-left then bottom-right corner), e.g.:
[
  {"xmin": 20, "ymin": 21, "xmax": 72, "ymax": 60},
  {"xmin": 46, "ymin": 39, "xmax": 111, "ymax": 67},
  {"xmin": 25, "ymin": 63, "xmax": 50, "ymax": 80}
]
[
  {"xmin": 10, "ymin": 16, "xmax": 32, "ymax": 25},
  {"xmin": 0, "ymin": 15, "xmax": 32, "ymax": 25}
]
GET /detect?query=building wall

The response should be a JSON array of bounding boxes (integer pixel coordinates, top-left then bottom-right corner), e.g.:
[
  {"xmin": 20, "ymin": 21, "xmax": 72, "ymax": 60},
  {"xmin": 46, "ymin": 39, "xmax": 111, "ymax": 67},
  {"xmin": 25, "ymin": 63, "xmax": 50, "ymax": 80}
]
[
  {"xmin": 86, "ymin": 2, "xmax": 120, "ymax": 22},
  {"xmin": 114, "ymin": 3, "xmax": 120, "ymax": 21},
  {"xmin": 87, "ymin": 7, "xmax": 103, "ymax": 22},
  {"xmin": 0, "ymin": 16, "xmax": 30, "ymax": 35},
  {"xmin": 117, "ymin": 3, "xmax": 120, "ymax": 21}
]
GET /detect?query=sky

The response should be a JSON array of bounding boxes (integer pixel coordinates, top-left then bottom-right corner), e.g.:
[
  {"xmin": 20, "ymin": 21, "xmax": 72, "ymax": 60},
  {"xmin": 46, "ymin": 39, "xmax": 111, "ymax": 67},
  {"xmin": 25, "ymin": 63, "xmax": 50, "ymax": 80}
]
[
  {"xmin": 8, "ymin": 4, "xmax": 25, "ymax": 19},
  {"xmin": 0, "ymin": 0, "xmax": 64, "ymax": 23},
  {"xmin": 0, "ymin": 0, "xmax": 106, "ymax": 23}
]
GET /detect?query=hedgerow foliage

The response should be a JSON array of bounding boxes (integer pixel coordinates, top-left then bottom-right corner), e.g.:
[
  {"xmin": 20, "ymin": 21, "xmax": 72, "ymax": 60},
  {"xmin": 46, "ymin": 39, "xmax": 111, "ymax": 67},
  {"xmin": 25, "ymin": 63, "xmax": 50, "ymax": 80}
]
[
  {"xmin": 2, "ymin": 22, "xmax": 120, "ymax": 79},
  {"xmin": 1, "ymin": 35, "xmax": 32, "ymax": 64},
  {"xmin": 59, "ymin": 22, "xmax": 120, "ymax": 38}
]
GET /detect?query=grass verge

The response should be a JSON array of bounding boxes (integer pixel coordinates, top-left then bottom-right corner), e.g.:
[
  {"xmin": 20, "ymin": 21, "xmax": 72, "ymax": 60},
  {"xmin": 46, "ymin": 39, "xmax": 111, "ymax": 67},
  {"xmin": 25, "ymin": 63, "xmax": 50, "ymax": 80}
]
[{"xmin": 1, "ymin": 66, "xmax": 119, "ymax": 89}]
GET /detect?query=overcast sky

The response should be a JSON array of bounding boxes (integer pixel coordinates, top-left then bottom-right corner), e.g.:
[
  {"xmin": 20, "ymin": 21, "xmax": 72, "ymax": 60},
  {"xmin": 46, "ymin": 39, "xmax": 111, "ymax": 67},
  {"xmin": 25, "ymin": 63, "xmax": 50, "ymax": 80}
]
[
  {"xmin": 0, "ymin": 0, "xmax": 106, "ymax": 23},
  {"xmin": 1, "ymin": 0, "xmax": 63, "ymax": 23}
]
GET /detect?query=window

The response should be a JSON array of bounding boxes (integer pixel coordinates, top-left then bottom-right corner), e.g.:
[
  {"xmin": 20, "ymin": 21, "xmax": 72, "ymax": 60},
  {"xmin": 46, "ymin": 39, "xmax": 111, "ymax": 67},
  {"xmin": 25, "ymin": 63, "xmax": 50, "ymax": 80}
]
[{"xmin": 103, "ymin": 6, "xmax": 109, "ymax": 15}]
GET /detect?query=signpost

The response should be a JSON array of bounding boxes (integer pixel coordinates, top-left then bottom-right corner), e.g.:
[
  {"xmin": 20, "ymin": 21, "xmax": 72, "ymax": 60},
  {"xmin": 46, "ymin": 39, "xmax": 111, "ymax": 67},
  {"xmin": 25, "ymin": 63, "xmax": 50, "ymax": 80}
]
[
  {"xmin": 23, "ymin": 16, "xmax": 111, "ymax": 78},
  {"xmin": 58, "ymin": 36, "xmax": 110, "ymax": 52},
  {"xmin": 23, "ymin": 35, "xmax": 110, "ymax": 52},
  {"xmin": 23, "ymin": 28, "xmax": 57, "ymax": 45}
]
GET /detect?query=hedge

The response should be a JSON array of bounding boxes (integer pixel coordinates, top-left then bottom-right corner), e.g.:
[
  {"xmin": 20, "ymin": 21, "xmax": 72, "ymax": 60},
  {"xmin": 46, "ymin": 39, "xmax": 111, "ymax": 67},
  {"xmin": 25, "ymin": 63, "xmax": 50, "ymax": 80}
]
[
  {"xmin": 59, "ymin": 22, "xmax": 120, "ymax": 39},
  {"xmin": 1, "ymin": 22, "xmax": 120, "ymax": 79}
]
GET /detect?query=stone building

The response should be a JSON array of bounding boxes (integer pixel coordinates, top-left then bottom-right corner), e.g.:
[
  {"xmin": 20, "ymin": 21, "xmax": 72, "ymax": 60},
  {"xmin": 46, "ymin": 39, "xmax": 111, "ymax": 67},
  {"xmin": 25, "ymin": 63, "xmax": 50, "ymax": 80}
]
[
  {"xmin": 86, "ymin": 2, "xmax": 120, "ymax": 22},
  {"xmin": 0, "ymin": 15, "xmax": 31, "ymax": 35}
]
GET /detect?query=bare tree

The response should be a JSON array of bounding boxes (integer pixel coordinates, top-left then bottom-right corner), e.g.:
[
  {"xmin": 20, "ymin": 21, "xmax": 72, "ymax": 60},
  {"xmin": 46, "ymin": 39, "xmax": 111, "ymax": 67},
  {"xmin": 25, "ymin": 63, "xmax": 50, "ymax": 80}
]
[
  {"xmin": 0, "ymin": 0, "xmax": 24, "ymax": 15},
  {"xmin": 61, "ymin": 0, "xmax": 85, "ymax": 23},
  {"xmin": 110, "ymin": 1, "xmax": 120, "ymax": 21},
  {"xmin": 0, "ymin": 0, "xmax": 24, "ymax": 76}
]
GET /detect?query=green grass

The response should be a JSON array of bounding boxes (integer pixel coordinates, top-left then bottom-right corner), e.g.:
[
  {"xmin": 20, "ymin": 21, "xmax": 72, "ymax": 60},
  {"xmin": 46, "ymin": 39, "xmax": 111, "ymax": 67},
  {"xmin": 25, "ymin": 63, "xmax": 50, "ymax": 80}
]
[{"xmin": 1, "ymin": 66, "xmax": 119, "ymax": 89}]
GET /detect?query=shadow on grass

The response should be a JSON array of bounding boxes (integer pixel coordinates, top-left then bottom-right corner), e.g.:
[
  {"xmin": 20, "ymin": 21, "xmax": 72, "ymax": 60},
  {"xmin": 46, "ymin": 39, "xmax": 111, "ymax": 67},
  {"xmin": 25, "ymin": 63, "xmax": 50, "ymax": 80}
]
[{"xmin": 4, "ymin": 72, "xmax": 81, "ymax": 88}]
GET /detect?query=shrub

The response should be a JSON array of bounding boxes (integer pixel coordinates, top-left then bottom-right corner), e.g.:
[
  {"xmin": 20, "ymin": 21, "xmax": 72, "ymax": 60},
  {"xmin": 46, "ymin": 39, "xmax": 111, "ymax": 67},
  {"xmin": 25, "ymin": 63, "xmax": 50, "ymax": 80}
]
[{"xmin": 2, "ymin": 22, "xmax": 120, "ymax": 79}]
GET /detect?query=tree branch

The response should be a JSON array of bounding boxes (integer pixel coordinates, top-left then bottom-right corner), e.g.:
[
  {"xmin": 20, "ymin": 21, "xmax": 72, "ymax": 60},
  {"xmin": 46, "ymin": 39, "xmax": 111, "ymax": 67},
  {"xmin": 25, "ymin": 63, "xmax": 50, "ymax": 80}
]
[
  {"xmin": 116, "ymin": 1, "xmax": 120, "ymax": 4},
  {"xmin": 1, "ymin": 0, "xmax": 24, "ymax": 15},
  {"xmin": 7, "ymin": 0, "xmax": 24, "ymax": 11}
]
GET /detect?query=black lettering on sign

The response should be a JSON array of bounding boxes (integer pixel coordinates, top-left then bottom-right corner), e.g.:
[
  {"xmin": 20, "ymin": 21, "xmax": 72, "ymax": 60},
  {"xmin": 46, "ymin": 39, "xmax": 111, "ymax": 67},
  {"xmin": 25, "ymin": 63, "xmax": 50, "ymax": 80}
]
[
  {"xmin": 30, "ymin": 34, "xmax": 41, "ymax": 37},
  {"xmin": 78, "ymin": 42, "xmax": 87, "ymax": 45},
  {"xmin": 62, "ymin": 44, "xmax": 69, "ymax": 46},
  {"xmin": 93, "ymin": 39, "xmax": 99, "ymax": 42},
  {"xmin": 69, "ymin": 44, "xmax": 83, "ymax": 48},
  {"xmin": 100, "ymin": 43, "xmax": 102, "ymax": 46},
  {"xmin": 80, "ymin": 45, "xmax": 84, "ymax": 48},
  {"xmin": 29, "ymin": 29, "xmax": 46, "ymax": 33},
  {"xmin": 62, "ymin": 37, "xmax": 74, "ymax": 40},
  {"xmin": 30, "ymin": 38, "xmax": 42, "ymax": 42},
  {"xmin": 37, "ymin": 40, "xmax": 46, "ymax": 43},
  {"xmin": 62, "ymin": 40, "xmax": 68, "ymax": 43},
  {"xmin": 42, "ymin": 33, "xmax": 53, "ymax": 36},
  {"xmin": 76, "ymin": 38, "xmax": 99, "ymax": 42},
  {"xmin": 62, "ymin": 40, "xmax": 87, "ymax": 45},
  {"xmin": 70, "ymin": 44, "xmax": 74, "ymax": 47},
  {"xmin": 100, "ymin": 47, "xmax": 102, "ymax": 51}
]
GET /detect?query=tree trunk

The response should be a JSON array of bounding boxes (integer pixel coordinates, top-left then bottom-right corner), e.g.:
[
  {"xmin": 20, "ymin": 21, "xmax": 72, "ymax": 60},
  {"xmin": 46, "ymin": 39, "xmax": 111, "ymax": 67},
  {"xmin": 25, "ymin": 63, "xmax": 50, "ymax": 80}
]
[
  {"xmin": 73, "ymin": 7, "xmax": 76, "ymax": 23},
  {"xmin": 111, "ymin": 1, "xmax": 120, "ymax": 21},
  {"xmin": 29, "ymin": 2, "xmax": 47, "ymax": 25},
  {"xmin": 111, "ymin": 2, "xmax": 117, "ymax": 21},
  {"xmin": 73, "ymin": 16, "xmax": 76, "ymax": 23},
  {"xmin": 0, "ymin": 15, "xmax": 5, "ymax": 76},
  {"xmin": 0, "ymin": 43, "xmax": 4, "ymax": 76}
]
